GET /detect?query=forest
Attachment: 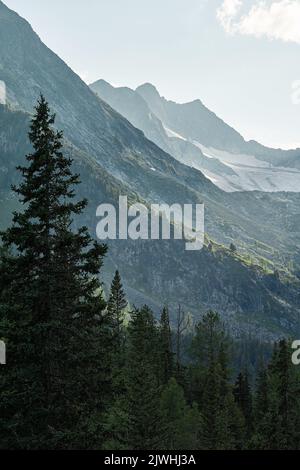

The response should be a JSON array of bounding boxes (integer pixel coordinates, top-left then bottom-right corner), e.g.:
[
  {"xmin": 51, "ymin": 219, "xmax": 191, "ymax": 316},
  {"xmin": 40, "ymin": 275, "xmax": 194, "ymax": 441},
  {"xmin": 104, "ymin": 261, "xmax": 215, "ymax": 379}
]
[{"xmin": 0, "ymin": 97, "xmax": 299, "ymax": 450}]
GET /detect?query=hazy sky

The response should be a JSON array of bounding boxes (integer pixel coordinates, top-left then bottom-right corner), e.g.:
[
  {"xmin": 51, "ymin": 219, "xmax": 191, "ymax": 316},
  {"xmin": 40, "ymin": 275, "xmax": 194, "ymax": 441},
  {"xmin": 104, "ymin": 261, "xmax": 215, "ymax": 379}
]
[{"xmin": 4, "ymin": 0, "xmax": 300, "ymax": 149}]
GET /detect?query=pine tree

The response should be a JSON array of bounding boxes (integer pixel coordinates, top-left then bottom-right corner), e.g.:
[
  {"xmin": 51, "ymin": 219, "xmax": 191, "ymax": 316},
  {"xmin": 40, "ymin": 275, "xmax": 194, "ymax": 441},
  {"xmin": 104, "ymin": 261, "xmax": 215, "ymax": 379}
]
[
  {"xmin": 102, "ymin": 271, "xmax": 128, "ymax": 450},
  {"xmin": 252, "ymin": 340, "xmax": 300, "ymax": 450},
  {"xmin": 234, "ymin": 371, "xmax": 253, "ymax": 439},
  {"xmin": 160, "ymin": 378, "xmax": 201, "ymax": 450},
  {"xmin": 229, "ymin": 243, "xmax": 237, "ymax": 253},
  {"xmin": 190, "ymin": 310, "xmax": 227, "ymax": 404},
  {"xmin": 216, "ymin": 390, "xmax": 245, "ymax": 450},
  {"xmin": 254, "ymin": 365, "xmax": 269, "ymax": 422},
  {"xmin": 159, "ymin": 307, "xmax": 174, "ymax": 386},
  {"xmin": 175, "ymin": 305, "xmax": 190, "ymax": 386},
  {"xmin": 268, "ymin": 339, "xmax": 300, "ymax": 449},
  {"xmin": 124, "ymin": 306, "xmax": 163, "ymax": 450},
  {"xmin": 199, "ymin": 359, "xmax": 223, "ymax": 449},
  {"xmin": 251, "ymin": 364, "xmax": 270, "ymax": 449},
  {"xmin": 191, "ymin": 311, "xmax": 242, "ymax": 450},
  {"xmin": 107, "ymin": 270, "xmax": 127, "ymax": 345},
  {"xmin": 0, "ymin": 96, "xmax": 111, "ymax": 449}
]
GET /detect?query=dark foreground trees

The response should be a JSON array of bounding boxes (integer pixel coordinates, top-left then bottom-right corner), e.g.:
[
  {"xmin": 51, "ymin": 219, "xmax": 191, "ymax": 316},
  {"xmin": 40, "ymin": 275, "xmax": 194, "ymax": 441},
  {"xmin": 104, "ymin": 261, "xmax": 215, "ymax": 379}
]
[
  {"xmin": 0, "ymin": 96, "xmax": 111, "ymax": 449},
  {"xmin": 102, "ymin": 306, "xmax": 300, "ymax": 451}
]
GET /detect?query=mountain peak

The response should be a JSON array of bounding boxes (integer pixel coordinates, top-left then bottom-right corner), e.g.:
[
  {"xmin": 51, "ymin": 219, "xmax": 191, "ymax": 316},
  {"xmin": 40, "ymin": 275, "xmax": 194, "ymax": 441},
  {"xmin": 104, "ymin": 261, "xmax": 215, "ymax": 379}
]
[
  {"xmin": 136, "ymin": 83, "xmax": 160, "ymax": 99},
  {"xmin": 89, "ymin": 79, "xmax": 113, "ymax": 91}
]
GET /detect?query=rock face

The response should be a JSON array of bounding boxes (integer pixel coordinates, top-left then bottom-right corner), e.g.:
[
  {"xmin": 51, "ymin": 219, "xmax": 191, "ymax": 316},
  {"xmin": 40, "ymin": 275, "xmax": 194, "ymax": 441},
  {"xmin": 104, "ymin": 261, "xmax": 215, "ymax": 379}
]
[
  {"xmin": 90, "ymin": 79, "xmax": 236, "ymax": 185},
  {"xmin": 91, "ymin": 79, "xmax": 300, "ymax": 192},
  {"xmin": 136, "ymin": 83, "xmax": 246, "ymax": 152},
  {"xmin": 136, "ymin": 83, "xmax": 300, "ymax": 166},
  {"xmin": 1, "ymin": 105, "xmax": 300, "ymax": 339},
  {"xmin": 0, "ymin": 0, "xmax": 300, "ymax": 338}
]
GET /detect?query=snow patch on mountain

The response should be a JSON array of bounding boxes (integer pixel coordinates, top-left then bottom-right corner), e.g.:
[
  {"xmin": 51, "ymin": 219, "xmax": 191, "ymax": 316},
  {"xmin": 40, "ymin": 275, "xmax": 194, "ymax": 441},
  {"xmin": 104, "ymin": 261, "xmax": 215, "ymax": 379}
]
[
  {"xmin": 198, "ymin": 144, "xmax": 300, "ymax": 192},
  {"xmin": 163, "ymin": 124, "xmax": 187, "ymax": 141}
]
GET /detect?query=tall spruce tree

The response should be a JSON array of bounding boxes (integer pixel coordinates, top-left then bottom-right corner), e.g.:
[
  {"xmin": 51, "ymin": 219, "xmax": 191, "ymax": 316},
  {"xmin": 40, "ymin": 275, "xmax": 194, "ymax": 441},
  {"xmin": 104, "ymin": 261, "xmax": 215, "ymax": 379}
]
[
  {"xmin": 102, "ymin": 271, "xmax": 128, "ymax": 450},
  {"xmin": 190, "ymin": 311, "xmax": 227, "ymax": 404},
  {"xmin": 252, "ymin": 340, "xmax": 300, "ymax": 450},
  {"xmin": 0, "ymin": 96, "xmax": 111, "ymax": 449},
  {"xmin": 234, "ymin": 371, "xmax": 253, "ymax": 440},
  {"xmin": 190, "ymin": 311, "xmax": 242, "ymax": 450},
  {"xmin": 266, "ymin": 339, "xmax": 300, "ymax": 449},
  {"xmin": 107, "ymin": 270, "xmax": 127, "ymax": 345},
  {"xmin": 251, "ymin": 364, "xmax": 270, "ymax": 449},
  {"xmin": 160, "ymin": 378, "xmax": 201, "ymax": 450},
  {"xmin": 159, "ymin": 307, "xmax": 174, "ymax": 386},
  {"xmin": 124, "ymin": 306, "xmax": 163, "ymax": 450}
]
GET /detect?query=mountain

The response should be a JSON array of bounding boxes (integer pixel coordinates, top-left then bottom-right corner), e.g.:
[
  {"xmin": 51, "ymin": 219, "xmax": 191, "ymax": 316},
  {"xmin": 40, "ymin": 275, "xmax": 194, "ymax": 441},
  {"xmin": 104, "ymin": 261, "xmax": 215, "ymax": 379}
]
[
  {"xmin": 136, "ymin": 83, "xmax": 247, "ymax": 152},
  {"xmin": 136, "ymin": 83, "xmax": 300, "ymax": 189},
  {"xmin": 90, "ymin": 79, "xmax": 236, "ymax": 187},
  {"xmin": 1, "ymin": 0, "xmax": 300, "ymax": 337},
  {"xmin": 89, "ymin": 79, "xmax": 171, "ymax": 153},
  {"xmin": 136, "ymin": 83, "xmax": 300, "ymax": 168},
  {"xmin": 91, "ymin": 79, "xmax": 300, "ymax": 192},
  {"xmin": 0, "ymin": 1, "xmax": 224, "ymax": 205},
  {"xmin": 1, "ymin": 103, "xmax": 300, "ymax": 339}
]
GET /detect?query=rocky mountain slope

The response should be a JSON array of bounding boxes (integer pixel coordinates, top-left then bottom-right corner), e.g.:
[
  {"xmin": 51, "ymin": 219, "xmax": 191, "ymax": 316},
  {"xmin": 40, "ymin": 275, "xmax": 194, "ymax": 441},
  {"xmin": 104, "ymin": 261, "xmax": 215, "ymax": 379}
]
[
  {"xmin": 136, "ymin": 83, "xmax": 300, "ymax": 167},
  {"xmin": 91, "ymin": 79, "xmax": 300, "ymax": 192},
  {"xmin": 0, "ymin": 0, "xmax": 300, "ymax": 337},
  {"xmin": 1, "ymin": 104, "xmax": 300, "ymax": 339},
  {"xmin": 90, "ymin": 79, "xmax": 236, "ymax": 188}
]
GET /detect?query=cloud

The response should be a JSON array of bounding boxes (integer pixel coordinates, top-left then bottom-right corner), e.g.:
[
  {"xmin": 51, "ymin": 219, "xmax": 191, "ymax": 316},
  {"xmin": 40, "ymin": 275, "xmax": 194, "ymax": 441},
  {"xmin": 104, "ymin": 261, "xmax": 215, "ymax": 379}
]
[
  {"xmin": 217, "ymin": 0, "xmax": 243, "ymax": 33},
  {"xmin": 217, "ymin": 0, "xmax": 300, "ymax": 44}
]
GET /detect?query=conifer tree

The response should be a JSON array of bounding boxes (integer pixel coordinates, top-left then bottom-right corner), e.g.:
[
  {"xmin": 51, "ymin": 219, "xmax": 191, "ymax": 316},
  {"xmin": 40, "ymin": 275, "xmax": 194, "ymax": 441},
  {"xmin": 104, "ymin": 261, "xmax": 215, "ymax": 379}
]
[
  {"xmin": 252, "ymin": 340, "xmax": 300, "ymax": 450},
  {"xmin": 102, "ymin": 271, "xmax": 128, "ymax": 450},
  {"xmin": 190, "ymin": 311, "xmax": 227, "ymax": 402},
  {"xmin": 191, "ymin": 311, "xmax": 242, "ymax": 450},
  {"xmin": 199, "ymin": 359, "xmax": 223, "ymax": 449},
  {"xmin": 234, "ymin": 371, "xmax": 253, "ymax": 439},
  {"xmin": 107, "ymin": 270, "xmax": 127, "ymax": 344},
  {"xmin": 216, "ymin": 390, "xmax": 245, "ymax": 450},
  {"xmin": 254, "ymin": 365, "xmax": 269, "ymax": 422},
  {"xmin": 160, "ymin": 378, "xmax": 201, "ymax": 450},
  {"xmin": 159, "ymin": 307, "xmax": 174, "ymax": 386},
  {"xmin": 175, "ymin": 305, "xmax": 190, "ymax": 386},
  {"xmin": 251, "ymin": 364, "xmax": 270, "ymax": 449},
  {"xmin": 124, "ymin": 306, "xmax": 163, "ymax": 450},
  {"xmin": 267, "ymin": 339, "xmax": 300, "ymax": 449},
  {"xmin": 0, "ymin": 96, "xmax": 110, "ymax": 449}
]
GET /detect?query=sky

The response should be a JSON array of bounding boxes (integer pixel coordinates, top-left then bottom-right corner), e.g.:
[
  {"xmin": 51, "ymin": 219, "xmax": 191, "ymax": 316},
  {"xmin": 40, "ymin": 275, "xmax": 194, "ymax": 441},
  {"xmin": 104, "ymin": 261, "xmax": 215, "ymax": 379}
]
[{"xmin": 4, "ymin": 0, "xmax": 300, "ymax": 149}]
